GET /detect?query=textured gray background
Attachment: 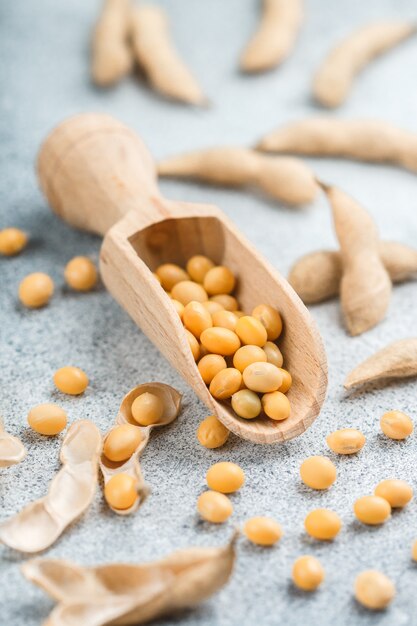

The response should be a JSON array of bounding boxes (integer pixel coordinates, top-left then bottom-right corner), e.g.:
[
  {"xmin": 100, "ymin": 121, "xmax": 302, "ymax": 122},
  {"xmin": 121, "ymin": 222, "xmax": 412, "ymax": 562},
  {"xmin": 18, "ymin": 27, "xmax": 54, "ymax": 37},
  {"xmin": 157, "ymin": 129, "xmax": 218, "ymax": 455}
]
[{"xmin": 1, "ymin": 1, "xmax": 417, "ymax": 624}]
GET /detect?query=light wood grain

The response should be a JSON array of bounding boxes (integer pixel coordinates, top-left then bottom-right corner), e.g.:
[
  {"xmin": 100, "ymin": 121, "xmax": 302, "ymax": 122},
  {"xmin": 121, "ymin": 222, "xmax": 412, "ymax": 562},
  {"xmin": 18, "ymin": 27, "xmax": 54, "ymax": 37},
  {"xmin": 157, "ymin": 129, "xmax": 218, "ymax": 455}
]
[{"xmin": 37, "ymin": 113, "xmax": 328, "ymax": 444}]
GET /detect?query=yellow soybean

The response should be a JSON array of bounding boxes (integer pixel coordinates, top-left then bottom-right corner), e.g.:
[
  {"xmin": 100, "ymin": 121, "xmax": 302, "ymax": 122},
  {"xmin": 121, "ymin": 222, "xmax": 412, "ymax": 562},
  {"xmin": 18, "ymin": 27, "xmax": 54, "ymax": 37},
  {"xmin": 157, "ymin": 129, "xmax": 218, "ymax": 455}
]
[
  {"xmin": 354, "ymin": 571, "xmax": 395, "ymax": 610},
  {"xmin": 203, "ymin": 266, "xmax": 236, "ymax": 296},
  {"xmin": 243, "ymin": 362, "xmax": 283, "ymax": 393},
  {"xmin": 304, "ymin": 509, "xmax": 341, "ymax": 540},
  {"xmin": 300, "ymin": 456, "xmax": 336, "ymax": 490},
  {"xmin": 380, "ymin": 410, "xmax": 413, "ymax": 440},
  {"xmin": 156, "ymin": 263, "xmax": 189, "ymax": 291},
  {"xmin": 197, "ymin": 490, "xmax": 233, "ymax": 523},
  {"xmin": 206, "ymin": 461, "xmax": 245, "ymax": 493},
  {"xmin": 292, "ymin": 556, "xmax": 325, "ymax": 591},
  {"xmin": 236, "ymin": 316, "xmax": 267, "ymax": 347},
  {"xmin": 277, "ymin": 369, "xmax": 292, "ymax": 393},
  {"xmin": 53, "ymin": 366, "xmax": 89, "ymax": 395},
  {"xmin": 103, "ymin": 424, "xmax": 143, "ymax": 462},
  {"xmin": 104, "ymin": 474, "xmax": 138, "ymax": 510},
  {"xmin": 243, "ymin": 517, "xmax": 283, "ymax": 546},
  {"xmin": 233, "ymin": 345, "xmax": 267, "ymax": 373},
  {"xmin": 64, "ymin": 256, "xmax": 97, "ymax": 291},
  {"xmin": 198, "ymin": 354, "xmax": 227, "ymax": 384},
  {"xmin": 252, "ymin": 304, "xmax": 282, "ymax": 340},
  {"xmin": 171, "ymin": 280, "xmax": 208, "ymax": 306},
  {"xmin": 19, "ymin": 272, "xmax": 54, "ymax": 308},
  {"xmin": 131, "ymin": 392, "xmax": 164, "ymax": 426},
  {"xmin": 210, "ymin": 294, "xmax": 239, "ymax": 311},
  {"xmin": 185, "ymin": 329, "xmax": 200, "ymax": 361},
  {"xmin": 202, "ymin": 300, "xmax": 224, "ymax": 315},
  {"xmin": 183, "ymin": 301, "xmax": 212, "ymax": 338},
  {"xmin": 263, "ymin": 341, "xmax": 284, "ymax": 368},
  {"xmin": 27, "ymin": 403, "xmax": 67, "ymax": 436},
  {"xmin": 374, "ymin": 479, "xmax": 413, "ymax": 508},
  {"xmin": 211, "ymin": 310, "xmax": 238, "ymax": 331},
  {"xmin": 186, "ymin": 255, "xmax": 214, "ymax": 283},
  {"xmin": 197, "ymin": 415, "xmax": 229, "ymax": 449},
  {"xmin": 262, "ymin": 391, "xmax": 291, "ymax": 421},
  {"xmin": 232, "ymin": 389, "xmax": 262, "ymax": 419},
  {"xmin": 200, "ymin": 327, "xmax": 241, "ymax": 356},
  {"xmin": 0, "ymin": 227, "xmax": 27, "ymax": 256},
  {"xmin": 354, "ymin": 496, "xmax": 391, "ymax": 525},
  {"xmin": 326, "ymin": 428, "xmax": 366, "ymax": 454},
  {"xmin": 209, "ymin": 368, "xmax": 242, "ymax": 399}
]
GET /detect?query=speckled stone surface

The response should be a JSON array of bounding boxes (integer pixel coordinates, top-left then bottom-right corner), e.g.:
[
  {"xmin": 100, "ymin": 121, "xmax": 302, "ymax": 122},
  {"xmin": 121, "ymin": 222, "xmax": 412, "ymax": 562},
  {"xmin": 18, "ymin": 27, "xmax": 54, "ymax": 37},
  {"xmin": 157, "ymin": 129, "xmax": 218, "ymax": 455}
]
[{"xmin": 1, "ymin": 1, "xmax": 417, "ymax": 624}]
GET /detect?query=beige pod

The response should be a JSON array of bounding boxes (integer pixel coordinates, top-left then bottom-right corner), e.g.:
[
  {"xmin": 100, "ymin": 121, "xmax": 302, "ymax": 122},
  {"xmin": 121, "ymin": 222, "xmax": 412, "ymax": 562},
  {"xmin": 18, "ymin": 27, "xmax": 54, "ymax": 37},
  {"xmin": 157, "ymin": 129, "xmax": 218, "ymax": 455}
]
[
  {"xmin": 240, "ymin": 0, "xmax": 304, "ymax": 72},
  {"xmin": 288, "ymin": 241, "xmax": 417, "ymax": 305},
  {"xmin": 0, "ymin": 420, "xmax": 101, "ymax": 553},
  {"xmin": 322, "ymin": 183, "xmax": 392, "ymax": 336},
  {"xmin": 313, "ymin": 21, "xmax": 417, "ymax": 108},
  {"xmin": 21, "ymin": 532, "xmax": 238, "ymax": 625},
  {"xmin": 100, "ymin": 382, "xmax": 181, "ymax": 515},
  {"xmin": 344, "ymin": 338, "xmax": 417, "ymax": 389},
  {"xmin": 130, "ymin": 5, "xmax": 207, "ymax": 105},
  {"xmin": 91, "ymin": 0, "xmax": 132, "ymax": 86},
  {"xmin": 0, "ymin": 417, "xmax": 26, "ymax": 468},
  {"xmin": 256, "ymin": 118, "xmax": 417, "ymax": 175},
  {"xmin": 157, "ymin": 148, "xmax": 318, "ymax": 206}
]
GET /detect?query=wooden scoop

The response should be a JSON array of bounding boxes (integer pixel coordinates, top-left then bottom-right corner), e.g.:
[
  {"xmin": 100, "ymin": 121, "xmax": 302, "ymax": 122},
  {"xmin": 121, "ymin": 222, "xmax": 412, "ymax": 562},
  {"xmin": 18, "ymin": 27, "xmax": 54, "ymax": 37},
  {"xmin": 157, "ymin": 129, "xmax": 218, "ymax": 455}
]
[{"xmin": 37, "ymin": 113, "xmax": 327, "ymax": 444}]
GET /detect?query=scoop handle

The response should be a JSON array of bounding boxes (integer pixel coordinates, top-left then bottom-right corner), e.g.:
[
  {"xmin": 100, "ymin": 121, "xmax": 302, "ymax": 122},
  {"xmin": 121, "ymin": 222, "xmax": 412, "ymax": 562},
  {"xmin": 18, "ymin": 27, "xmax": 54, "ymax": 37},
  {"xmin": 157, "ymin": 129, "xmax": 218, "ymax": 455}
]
[{"xmin": 37, "ymin": 113, "xmax": 162, "ymax": 236}]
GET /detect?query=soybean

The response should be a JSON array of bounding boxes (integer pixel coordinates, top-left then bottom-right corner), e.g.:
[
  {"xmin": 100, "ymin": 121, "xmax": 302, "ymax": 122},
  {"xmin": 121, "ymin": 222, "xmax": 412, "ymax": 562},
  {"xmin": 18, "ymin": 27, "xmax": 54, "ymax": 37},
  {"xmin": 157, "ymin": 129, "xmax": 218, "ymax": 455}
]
[
  {"xmin": 374, "ymin": 479, "xmax": 413, "ymax": 508},
  {"xmin": 171, "ymin": 280, "xmax": 208, "ymax": 306},
  {"xmin": 64, "ymin": 256, "xmax": 97, "ymax": 291},
  {"xmin": 263, "ymin": 341, "xmax": 284, "ymax": 368},
  {"xmin": 277, "ymin": 369, "xmax": 292, "ymax": 393},
  {"xmin": 354, "ymin": 495, "xmax": 391, "ymax": 525},
  {"xmin": 156, "ymin": 263, "xmax": 189, "ymax": 291},
  {"xmin": 300, "ymin": 456, "xmax": 336, "ymax": 490},
  {"xmin": 209, "ymin": 368, "xmax": 242, "ymax": 400},
  {"xmin": 252, "ymin": 304, "xmax": 282, "ymax": 340},
  {"xmin": 236, "ymin": 316, "xmax": 267, "ymax": 347},
  {"xmin": 243, "ymin": 516, "xmax": 283, "ymax": 546},
  {"xmin": 210, "ymin": 294, "xmax": 239, "ymax": 311},
  {"xmin": 183, "ymin": 301, "xmax": 212, "ymax": 338},
  {"xmin": 261, "ymin": 391, "xmax": 290, "ymax": 421},
  {"xmin": 0, "ymin": 227, "xmax": 27, "ymax": 256},
  {"xmin": 197, "ymin": 415, "xmax": 229, "ymax": 449},
  {"xmin": 53, "ymin": 366, "xmax": 89, "ymax": 395},
  {"xmin": 131, "ymin": 392, "xmax": 164, "ymax": 426},
  {"xmin": 104, "ymin": 473, "xmax": 138, "ymax": 510},
  {"xmin": 354, "ymin": 570, "xmax": 395, "ymax": 610},
  {"xmin": 197, "ymin": 490, "xmax": 233, "ymax": 523},
  {"xmin": 206, "ymin": 462, "xmax": 245, "ymax": 493},
  {"xmin": 380, "ymin": 410, "xmax": 413, "ymax": 440},
  {"xmin": 103, "ymin": 424, "xmax": 143, "ymax": 462},
  {"xmin": 185, "ymin": 329, "xmax": 201, "ymax": 361},
  {"xmin": 212, "ymin": 310, "xmax": 238, "ymax": 332},
  {"xmin": 203, "ymin": 266, "xmax": 236, "ymax": 296},
  {"xmin": 326, "ymin": 428, "xmax": 366, "ymax": 454},
  {"xmin": 200, "ymin": 327, "xmax": 241, "ymax": 356},
  {"xmin": 243, "ymin": 362, "xmax": 283, "ymax": 393},
  {"xmin": 27, "ymin": 404, "xmax": 67, "ymax": 436},
  {"xmin": 304, "ymin": 509, "xmax": 341, "ymax": 540},
  {"xmin": 292, "ymin": 556, "xmax": 325, "ymax": 591},
  {"xmin": 186, "ymin": 255, "xmax": 214, "ymax": 283},
  {"xmin": 19, "ymin": 272, "xmax": 54, "ymax": 308},
  {"xmin": 233, "ymin": 345, "xmax": 267, "ymax": 373},
  {"xmin": 232, "ymin": 389, "xmax": 262, "ymax": 419},
  {"xmin": 198, "ymin": 354, "xmax": 227, "ymax": 384}
]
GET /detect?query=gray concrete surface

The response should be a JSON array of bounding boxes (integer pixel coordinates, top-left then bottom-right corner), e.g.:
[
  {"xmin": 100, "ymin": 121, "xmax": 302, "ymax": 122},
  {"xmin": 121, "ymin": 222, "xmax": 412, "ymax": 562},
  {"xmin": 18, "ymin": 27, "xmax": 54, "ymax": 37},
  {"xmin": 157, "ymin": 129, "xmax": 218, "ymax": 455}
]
[{"xmin": 1, "ymin": 1, "xmax": 417, "ymax": 624}]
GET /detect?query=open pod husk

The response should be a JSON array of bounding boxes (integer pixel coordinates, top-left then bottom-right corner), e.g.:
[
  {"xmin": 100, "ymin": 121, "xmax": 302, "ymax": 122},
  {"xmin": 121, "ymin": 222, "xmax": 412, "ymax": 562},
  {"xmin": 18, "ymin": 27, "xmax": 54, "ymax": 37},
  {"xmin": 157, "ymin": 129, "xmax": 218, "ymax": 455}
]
[
  {"xmin": 345, "ymin": 338, "xmax": 417, "ymax": 389},
  {"xmin": 0, "ymin": 417, "xmax": 26, "ymax": 468},
  {"xmin": 100, "ymin": 383, "xmax": 181, "ymax": 515},
  {"xmin": 288, "ymin": 241, "xmax": 417, "ymax": 304},
  {"xmin": 22, "ymin": 532, "xmax": 237, "ymax": 626},
  {"xmin": 0, "ymin": 420, "xmax": 101, "ymax": 553}
]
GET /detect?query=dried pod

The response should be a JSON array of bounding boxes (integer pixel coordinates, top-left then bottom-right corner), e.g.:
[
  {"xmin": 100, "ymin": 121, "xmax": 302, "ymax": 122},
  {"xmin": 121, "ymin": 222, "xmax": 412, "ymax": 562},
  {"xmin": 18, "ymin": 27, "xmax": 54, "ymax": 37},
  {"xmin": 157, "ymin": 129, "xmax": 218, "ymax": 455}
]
[
  {"xmin": 240, "ymin": 0, "xmax": 303, "ymax": 73},
  {"xmin": 157, "ymin": 148, "xmax": 317, "ymax": 206},
  {"xmin": 130, "ymin": 5, "xmax": 206, "ymax": 105},
  {"xmin": 22, "ymin": 533, "xmax": 237, "ymax": 626},
  {"xmin": 91, "ymin": 0, "xmax": 132, "ymax": 86},
  {"xmin": 100, "ymin": 383, "xmax": 181, "ymax": 515},
  {"xmin": 344, "ymin": 338, "xmax": 417, "ymax": 389},
  {"xmin": 322, "ymin": 183, "xmax": 392, "ymax": 335},
  {"xmin": 313, "ymin": 21, "xmax": 416, "ymax": 108},
  {"xmin": 289, "ymin": 241, "xmax": 417, "ymax": 304},
  {"xmin": 0, "ymin": 420, "xmax": 101, "ymax": 553},
  {"xmin": 257, "ymin": 118, "xmax": 417, "ymax": 173},
  {"xmin": 0, "ymin": 417, "xmax": 26, "ymax": 468}
]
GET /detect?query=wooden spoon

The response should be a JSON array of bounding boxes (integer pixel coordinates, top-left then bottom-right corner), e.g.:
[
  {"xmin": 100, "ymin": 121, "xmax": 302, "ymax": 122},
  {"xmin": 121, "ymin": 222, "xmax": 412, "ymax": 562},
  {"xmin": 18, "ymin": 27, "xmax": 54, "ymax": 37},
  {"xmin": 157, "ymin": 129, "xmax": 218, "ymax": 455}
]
[{"xmin": 37, "ymin": 113, "xmax": 327, "ymax": 444}]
